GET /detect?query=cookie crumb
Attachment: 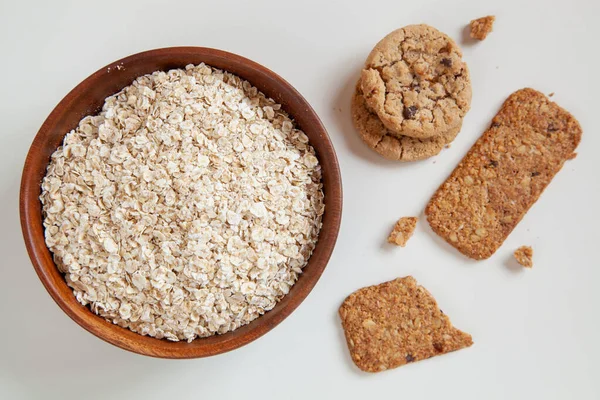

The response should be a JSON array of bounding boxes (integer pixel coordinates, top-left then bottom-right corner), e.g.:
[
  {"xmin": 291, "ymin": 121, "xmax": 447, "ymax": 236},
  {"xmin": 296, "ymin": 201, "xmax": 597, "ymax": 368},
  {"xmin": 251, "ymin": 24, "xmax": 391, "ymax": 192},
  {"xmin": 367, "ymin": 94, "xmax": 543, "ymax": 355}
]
[
  {"xmin": 549, "ymin": 92, "xmax": 555, "ymax": 97},
  {"xmin": 514, "ymin": 246, "xmax": 533, "ymax": 268},
  {"xmin": 387, "ymin": 217, "xmax": 418, "ymax": 247},
  {"xmin": 339, "ymin": 276, "xmax": 473, "ymax": 373},
  {"xmin": 470, "ymin": 16, "xmax": 496, "ymax": 40}
]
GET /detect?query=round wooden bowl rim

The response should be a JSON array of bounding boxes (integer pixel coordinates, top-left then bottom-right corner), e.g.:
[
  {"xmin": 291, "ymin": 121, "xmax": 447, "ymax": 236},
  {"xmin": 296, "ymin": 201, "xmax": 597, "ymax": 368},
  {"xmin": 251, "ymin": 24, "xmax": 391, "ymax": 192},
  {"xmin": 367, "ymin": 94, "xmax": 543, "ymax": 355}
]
[{"xmin": 20, "ymin": 47, "xmax": 342, "ymax": 358}]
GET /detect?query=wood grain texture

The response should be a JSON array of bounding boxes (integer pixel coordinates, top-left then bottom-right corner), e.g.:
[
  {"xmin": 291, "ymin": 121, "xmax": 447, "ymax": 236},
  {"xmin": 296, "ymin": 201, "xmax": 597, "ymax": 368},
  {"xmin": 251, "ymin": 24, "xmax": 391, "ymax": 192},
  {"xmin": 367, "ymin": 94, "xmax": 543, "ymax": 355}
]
[{"xmin": 20, "ymin": 47, "xmax": 342, "ymax": 358}]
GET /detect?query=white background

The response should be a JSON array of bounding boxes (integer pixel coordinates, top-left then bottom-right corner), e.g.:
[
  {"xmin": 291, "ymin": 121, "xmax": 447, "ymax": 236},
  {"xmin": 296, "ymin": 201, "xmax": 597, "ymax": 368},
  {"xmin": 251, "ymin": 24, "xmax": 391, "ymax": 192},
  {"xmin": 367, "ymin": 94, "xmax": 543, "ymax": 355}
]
[{"xmin": 1, "ymin": 0, "xmax": 599, "ymax": 399}]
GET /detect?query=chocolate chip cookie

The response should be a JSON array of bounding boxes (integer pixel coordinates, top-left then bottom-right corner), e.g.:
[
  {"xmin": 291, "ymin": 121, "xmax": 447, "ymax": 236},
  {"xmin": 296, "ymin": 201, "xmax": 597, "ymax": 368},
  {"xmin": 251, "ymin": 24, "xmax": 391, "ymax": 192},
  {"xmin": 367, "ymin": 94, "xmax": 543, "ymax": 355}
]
[
  {"xmin": 352, "ymin": 82, "xmax": 461, "ymax": 161},
  {"xmin": 361, "ymin": 24, "xmax": 471, "ymax": 139}
]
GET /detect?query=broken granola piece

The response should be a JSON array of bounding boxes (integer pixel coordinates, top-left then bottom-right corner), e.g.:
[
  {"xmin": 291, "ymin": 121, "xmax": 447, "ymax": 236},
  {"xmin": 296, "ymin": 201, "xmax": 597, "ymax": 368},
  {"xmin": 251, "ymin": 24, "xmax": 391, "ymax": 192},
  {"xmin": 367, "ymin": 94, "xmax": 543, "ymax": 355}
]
[
  {"xmin": 339, "ymin": 276, "xmax": 473, "ymax": 373},
  {"xmin": 387, "ymin": 217, "xmax": 418, "ymax": 247},
  {"xmin": 470, "ymin": 16, "xmax": 496, "ymax": 40},
  {"xmin": 514, "ymin": 246, "xmax": 533, "ymax": 268}
]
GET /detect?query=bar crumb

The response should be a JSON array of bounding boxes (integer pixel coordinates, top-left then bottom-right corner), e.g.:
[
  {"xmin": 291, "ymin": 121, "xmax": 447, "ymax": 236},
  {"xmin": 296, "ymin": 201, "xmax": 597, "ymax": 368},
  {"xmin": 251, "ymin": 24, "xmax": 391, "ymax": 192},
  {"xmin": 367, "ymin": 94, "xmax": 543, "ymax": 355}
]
[
  {"xmin": 514, "ymin": 246, "xmax": 533, "ymax": 268},
  {"xmin": 470, "ymin": 16, "xmax": 495, "ymax": 40},
  {"xmin": 387, "ymin": 217, "xmax": 418, "ymax": 247}
]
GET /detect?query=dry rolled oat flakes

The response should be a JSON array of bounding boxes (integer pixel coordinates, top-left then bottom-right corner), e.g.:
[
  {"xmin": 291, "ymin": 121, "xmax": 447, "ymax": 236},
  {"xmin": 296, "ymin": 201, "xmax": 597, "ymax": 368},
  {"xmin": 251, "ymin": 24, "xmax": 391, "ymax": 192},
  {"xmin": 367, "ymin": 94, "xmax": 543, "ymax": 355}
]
[{"xmin": 40, "ymin": 64, "xmax": 324, "ymax": 342}]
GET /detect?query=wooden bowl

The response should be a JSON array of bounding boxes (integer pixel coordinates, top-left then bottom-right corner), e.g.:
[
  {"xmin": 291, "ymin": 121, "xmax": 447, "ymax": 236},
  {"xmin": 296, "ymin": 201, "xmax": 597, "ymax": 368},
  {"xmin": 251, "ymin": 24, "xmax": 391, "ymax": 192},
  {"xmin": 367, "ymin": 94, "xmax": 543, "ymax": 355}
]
[{"xmin": 20, "ymin": 47, "xmax": 342, "ymax": 358}]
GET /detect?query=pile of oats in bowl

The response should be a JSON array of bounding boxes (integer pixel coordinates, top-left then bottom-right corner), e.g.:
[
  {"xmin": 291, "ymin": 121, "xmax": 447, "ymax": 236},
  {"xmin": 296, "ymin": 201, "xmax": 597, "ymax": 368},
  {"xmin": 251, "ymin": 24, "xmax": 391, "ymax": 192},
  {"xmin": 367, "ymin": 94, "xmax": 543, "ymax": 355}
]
[{"xmin": 40, "ymin": 64, "xmax": 324, "ymax": 342}]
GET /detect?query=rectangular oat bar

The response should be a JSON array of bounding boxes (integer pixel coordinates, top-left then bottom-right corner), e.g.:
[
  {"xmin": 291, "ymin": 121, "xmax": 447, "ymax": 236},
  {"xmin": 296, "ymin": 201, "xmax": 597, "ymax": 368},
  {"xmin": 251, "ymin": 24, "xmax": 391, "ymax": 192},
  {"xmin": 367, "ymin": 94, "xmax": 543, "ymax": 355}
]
[{"xmin": 425, "ymin": 88, "xmax": 582, "ymax": 259}]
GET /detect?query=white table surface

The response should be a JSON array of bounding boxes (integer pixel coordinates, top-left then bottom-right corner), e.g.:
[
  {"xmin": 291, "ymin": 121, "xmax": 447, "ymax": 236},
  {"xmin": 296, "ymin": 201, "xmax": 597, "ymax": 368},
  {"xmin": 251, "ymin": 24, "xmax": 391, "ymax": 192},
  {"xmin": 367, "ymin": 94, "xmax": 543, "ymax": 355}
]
[{"xmin": 1, "ymin": 0, "xmax": 599, "ymax": 398}]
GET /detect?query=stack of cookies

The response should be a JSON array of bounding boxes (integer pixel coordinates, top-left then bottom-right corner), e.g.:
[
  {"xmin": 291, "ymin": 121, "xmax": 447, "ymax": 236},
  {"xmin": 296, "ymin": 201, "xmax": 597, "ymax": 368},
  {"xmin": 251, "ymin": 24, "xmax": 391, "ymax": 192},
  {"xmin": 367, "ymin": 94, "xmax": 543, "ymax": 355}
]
[{"xmin": 351, "ymin": 25, "xmax": 472, "ymax": 161}]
